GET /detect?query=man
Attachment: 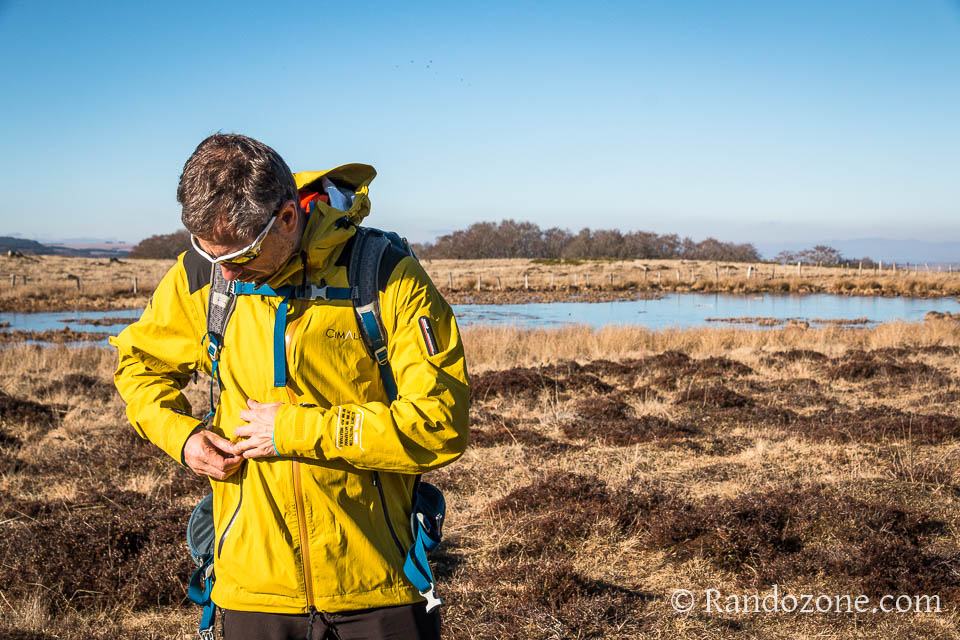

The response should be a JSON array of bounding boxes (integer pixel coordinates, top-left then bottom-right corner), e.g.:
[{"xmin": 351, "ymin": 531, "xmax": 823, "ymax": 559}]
[{"xmin": 111, "ymin": 133, "xmax": 470, "ymax": 639}]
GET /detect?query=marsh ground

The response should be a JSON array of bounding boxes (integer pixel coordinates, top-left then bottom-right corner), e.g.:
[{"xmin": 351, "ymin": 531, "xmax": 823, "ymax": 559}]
[
  {"xmin": 2, "ymin": 255, "xmax": 958, "ymax": 312},
  {"xmin": 1, "ymin": 318, "xmax": 959, "ymax": 638}
]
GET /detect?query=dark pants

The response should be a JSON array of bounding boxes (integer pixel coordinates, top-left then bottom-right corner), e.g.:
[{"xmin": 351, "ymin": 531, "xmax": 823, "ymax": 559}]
[{"xmin": 222, "ymin": 602, "xmax": 441, "ymax": 640}]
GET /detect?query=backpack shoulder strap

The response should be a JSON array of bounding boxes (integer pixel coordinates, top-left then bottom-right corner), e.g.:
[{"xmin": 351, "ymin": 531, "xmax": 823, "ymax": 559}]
[
  {"xmin": 203, "ymin": 263, "xmax": 237, "ymax": 421},
  {"xmin": 347, "ymin": 226, "xmax": 413, "ymax": 404}
]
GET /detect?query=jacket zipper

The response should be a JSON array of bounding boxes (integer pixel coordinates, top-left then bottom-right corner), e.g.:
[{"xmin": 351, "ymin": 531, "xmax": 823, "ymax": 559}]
[
  {"xmin": 217, "ymin": 465, "xmax": 245, "ymax": 558},
  {"xmin": 292, "ymin": 460, "xmax": 316, "ymax": 609}
]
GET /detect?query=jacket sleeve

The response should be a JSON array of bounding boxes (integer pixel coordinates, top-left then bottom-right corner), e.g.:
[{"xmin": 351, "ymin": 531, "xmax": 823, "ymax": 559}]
[
  {"xmin": 109, "ymin": 255, "xmax": 207, "ymax": 465},
  {"xmin": 272, "ymin": 257, "xmax": 470, "ymax": 473}
]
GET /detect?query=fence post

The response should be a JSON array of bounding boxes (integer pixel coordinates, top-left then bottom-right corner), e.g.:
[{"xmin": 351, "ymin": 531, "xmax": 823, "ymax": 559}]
[
  {"xmin": 608, "ymin": 273, "xmax": 614, "ymax": 288},
  {"xmin": 643, "ymin": 267, "xmax": 647, "ymax": 281},
  {"xmin": 75, "ymin": 277, "xmax": 80, "ymax": 291},
  {"xmin": 448, "ymin": 272, "xmax": 453, "ymax": 290},
  {"xmin": 585, "ymin": 274, "xmax": 589, "ymax": 287},
  {"xmin": 497, "ymin": 276, "xmax": 502, "ymax": 291},
  {"xmin": 573, "ymin": 274, "xmax": 577, "ymax": 287},
  {"xmin": 133, "ymin": 277, "xmax": 138, "ymax": 294},
  {"xmin": 657, "ymin": 271, "xmax": 662, "ymax": 284},
  {"xmin": 747, "ymin": 265, "xmax": 752, "ymax": 279},
  {"xmin": 10, "ymin": 275, "xmax": 15, "ymax": 288},
  {"xmin": 714, "ymin": 267, "xmax": 719, "ymax": 283},
  {"xmin": 797, "ymin": 261, "xmax": 802, "ymax": 277},
  {"xmin": 524, "ymin": 274, "xmax": 529, "ymax": 290},
  {"xmin": 676, "ymin": 269, "xmax": 680, "ymax": 281},
  {"xmin": 476, "ymin": 274, "xmax": 481, "ymax": 291}
]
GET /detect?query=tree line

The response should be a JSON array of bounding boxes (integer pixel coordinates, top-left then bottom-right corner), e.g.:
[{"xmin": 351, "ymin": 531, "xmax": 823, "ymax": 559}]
[
  {"xmin": 127, "ymin": 221, "xmax": 874, "ymax": 267},
  {"xmin": 773, "ymin": 245, "xmax": 876, "ymax": 268},
  {"xmin": 412, "ymin": 220, "xmax": 762, "ymax": 262},
  {"xmin": 128, "ymin": 230, "xmax": 191, "ymax": 259}
]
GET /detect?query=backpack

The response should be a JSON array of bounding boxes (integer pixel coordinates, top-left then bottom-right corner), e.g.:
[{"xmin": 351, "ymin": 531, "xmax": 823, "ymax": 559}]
[{"xmin": 187, "ymin": 224, "xmax": 445, "ymax": 639}]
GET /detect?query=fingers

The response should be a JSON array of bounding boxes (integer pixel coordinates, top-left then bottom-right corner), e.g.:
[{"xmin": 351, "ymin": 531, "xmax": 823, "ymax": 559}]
[
  {"xmin": 184, "ymin": 429, "xmax": 245, "ymax": 480},
  {"xmin": 205, "ymin": 430, "xmax": 240, "ymax": 456},
  {"xmin": 232, "ymin": 424, "xmax": 253, "ymax": 438},
  {"xmin": 239, "ymin": 399, "xmax": 283, "ymax": 423},
  {"xmin": 195, "ymin": 456, "xmax": 243, "ymax": 480},
  {"xmin": 233, "ymin": 433, "xmax": 277, "ymax": 459},
  {"xmin": 245, "ymin": 398, "xmax": 282, "ymax": 410}
]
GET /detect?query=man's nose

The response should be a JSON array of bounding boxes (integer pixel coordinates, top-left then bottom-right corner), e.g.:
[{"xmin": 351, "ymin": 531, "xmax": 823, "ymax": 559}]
[{"xmin": 219, "ymin": 264, "xmax": 243, "ymax": 281}]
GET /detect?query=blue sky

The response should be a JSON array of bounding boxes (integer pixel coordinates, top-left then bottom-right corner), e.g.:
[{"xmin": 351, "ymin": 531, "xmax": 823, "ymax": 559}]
[{"xmin": 0, "ymin": 0, "xmax": 957, "ymax": 249}]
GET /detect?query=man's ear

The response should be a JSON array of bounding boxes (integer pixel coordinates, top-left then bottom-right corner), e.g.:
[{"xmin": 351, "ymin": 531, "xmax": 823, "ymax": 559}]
[{"xmin": 276, "ymin": 200, "xmax": 300, "ymax": 233}]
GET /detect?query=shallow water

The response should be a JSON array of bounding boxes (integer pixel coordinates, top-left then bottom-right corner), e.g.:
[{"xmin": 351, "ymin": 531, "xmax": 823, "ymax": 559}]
[
  {"xmin": 1, "ymin": 293, "xmax": 959, "ymax": 345},
  {"xmin": 452, "ymin": 293, "xmax": 960, "ymax": 330}
]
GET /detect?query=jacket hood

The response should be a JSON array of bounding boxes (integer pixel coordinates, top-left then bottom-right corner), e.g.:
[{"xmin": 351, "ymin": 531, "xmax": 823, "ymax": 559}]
[{"xmin": 266, "ymin": 163, "xmax": 377, "ymax": 286}]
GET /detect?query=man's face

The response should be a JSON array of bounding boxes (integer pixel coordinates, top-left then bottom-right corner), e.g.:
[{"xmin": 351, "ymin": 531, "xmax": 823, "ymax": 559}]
[{"xmin": 195, "ymin": 201, "xmax": 302, "ymax": 283}]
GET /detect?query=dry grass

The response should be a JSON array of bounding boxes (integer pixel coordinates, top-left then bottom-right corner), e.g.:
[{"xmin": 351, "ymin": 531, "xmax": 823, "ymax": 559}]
[
  {"xmin": 0, "ymin": 255, "xmax": 167, "ymax": 311},
  {"xmin": 2, "ymin": 319, "xmax": 960, "ymax": 638},
  {"xmin": 461, "ymin": 315, "xmax": 960, "ymax": 372},
  {"xmin": 3, "ymin": 255, "xmax": 958, "ymax": 312},
  {"xmin": 424, "ymin": 257, "xmax": 960, "ymax": 303}
]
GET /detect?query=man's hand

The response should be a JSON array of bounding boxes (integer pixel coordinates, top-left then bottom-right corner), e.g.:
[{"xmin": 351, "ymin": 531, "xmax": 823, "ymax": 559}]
[
  {"xmin": 184, "ymin": 429, "xmax": 244, "ymax": 480},
  {"xmin": 234, "ymin": 398, "xmax": 281, "ymax": 459}
]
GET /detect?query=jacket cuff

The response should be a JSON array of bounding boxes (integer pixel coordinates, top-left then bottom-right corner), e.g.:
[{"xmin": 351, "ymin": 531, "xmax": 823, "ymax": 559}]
[
  {"xmin": 159, "ymin": 413, "xmax": 205, "ymax": 467},
  {"xmin": 274, "ymin": 404, "xmax": 326, "ymax": 458}
]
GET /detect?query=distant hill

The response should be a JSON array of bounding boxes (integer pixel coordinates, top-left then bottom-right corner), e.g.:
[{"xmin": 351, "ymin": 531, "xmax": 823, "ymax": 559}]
[{"xmin": 0, "ymin": 236, "xmax": 129, "ymax": 258}]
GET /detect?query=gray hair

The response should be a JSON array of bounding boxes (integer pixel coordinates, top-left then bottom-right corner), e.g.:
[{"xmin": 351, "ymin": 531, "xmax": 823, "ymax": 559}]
[{"xmin": 177, "ymin": 133, "xmax": 298, "ymax": 241}]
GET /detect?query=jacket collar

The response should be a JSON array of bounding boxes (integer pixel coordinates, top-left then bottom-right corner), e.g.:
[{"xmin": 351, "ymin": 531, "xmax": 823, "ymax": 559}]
[{"xmin": 263, "ymin": 164, "xmax": 377, "ymax": 287}]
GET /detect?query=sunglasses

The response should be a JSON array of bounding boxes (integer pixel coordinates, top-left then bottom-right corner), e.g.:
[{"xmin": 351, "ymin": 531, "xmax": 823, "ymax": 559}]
[{"xmin": 190, "ymin": 213, "xmax": 278, "ymax": 266}]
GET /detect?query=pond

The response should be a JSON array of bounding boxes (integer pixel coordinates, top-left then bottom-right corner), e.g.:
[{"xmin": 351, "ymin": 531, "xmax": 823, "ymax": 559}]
[
  {"xmin": 453, "ymin": 293, "xmax": 960, "ymax": 330},
  {"xmin": 1, "ymin": 293, "xmax": 959, "ymax": 345}
]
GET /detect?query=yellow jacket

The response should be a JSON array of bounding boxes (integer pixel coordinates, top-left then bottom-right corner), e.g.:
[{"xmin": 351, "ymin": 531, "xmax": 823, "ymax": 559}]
[{"xmin": 110, "ymin": 164, "xmax": 470, "ymax": 613}]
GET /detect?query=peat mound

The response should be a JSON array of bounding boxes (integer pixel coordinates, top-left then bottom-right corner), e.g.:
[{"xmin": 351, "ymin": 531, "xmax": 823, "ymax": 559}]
[
  {"xmin": 651, "ymin": 355, "xmax": 754, "ymax": 390},
  {"xmin": 0, "ymin": 391, "xmax": 63, "ymax": 423},
  {"xmin": 470, "ymin": 365, "xmax": 614, "ymax": 402},
  {"xmin": 675, "ymin": 385, "xmax": 753, "ymax": 408},
  {"xmin": 448, "ymin": 558, "xmax": 651, "ymax": 639},
  {"xmin": 36, "ymin": 373, "xmax": 117, "ymax": 402},
  {"xmin": 826, "ymin": 355, "xmax": 949, "ymax": 387},
  {"xmin": 469, "ymin": 408, "xmax": 568, "ymax": 451},
  {"xmin": 0, "ymin": 425, "xmax": 21, "ymax": 448},
  {"xmin": 795, "ymin": 406, "xmax": 960, "ymax": 444},
  {"xmin": 470, "ymin": 367, "xmax": 557, "ymax": 400},
  {"xmin": 760, "ymin": 349, "xmax": 829, "ymax": 366},
  {"xmin": 645, "ymin": 485, "xmax": 959, "ymax": 596},
  {"xmin": 0, "ymin": 327, "xmax": 109, "ymax": 344},
  {"xmin": 655, "ymin": 436, "xmax": 753, "ymax": 457},
  {"xmin": 0, "ymin": 488, "xmax": 192, "ymax": 611},
  {"xmin": 489, "ymin": 472, "xmax": 661, "ymax": 556},
  {"xmin": 564, "ymin": 396, "xmax": 697, "ymax": 445}
]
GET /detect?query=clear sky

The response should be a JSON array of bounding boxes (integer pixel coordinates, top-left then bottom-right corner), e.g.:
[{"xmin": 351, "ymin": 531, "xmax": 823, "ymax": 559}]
[{"xmin": 0, "ymin": 0, "xmax": 958, "ymax": 247}]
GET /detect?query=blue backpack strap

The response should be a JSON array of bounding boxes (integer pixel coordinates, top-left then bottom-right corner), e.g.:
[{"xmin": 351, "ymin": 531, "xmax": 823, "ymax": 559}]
[
  {"xmin": 188, "ymin": 559, "xmax": 217, "ymax": 639},
  {"xmin": 231, "ymin": 281, "xmax": 351, "ymax": 388},
  {"xmin": 402, "ymin": 481, "xmax": 445, "ymax": 611},
  {"xmin": 186, "ymin": 494, "xmax": 217, "ymax": 639}
]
